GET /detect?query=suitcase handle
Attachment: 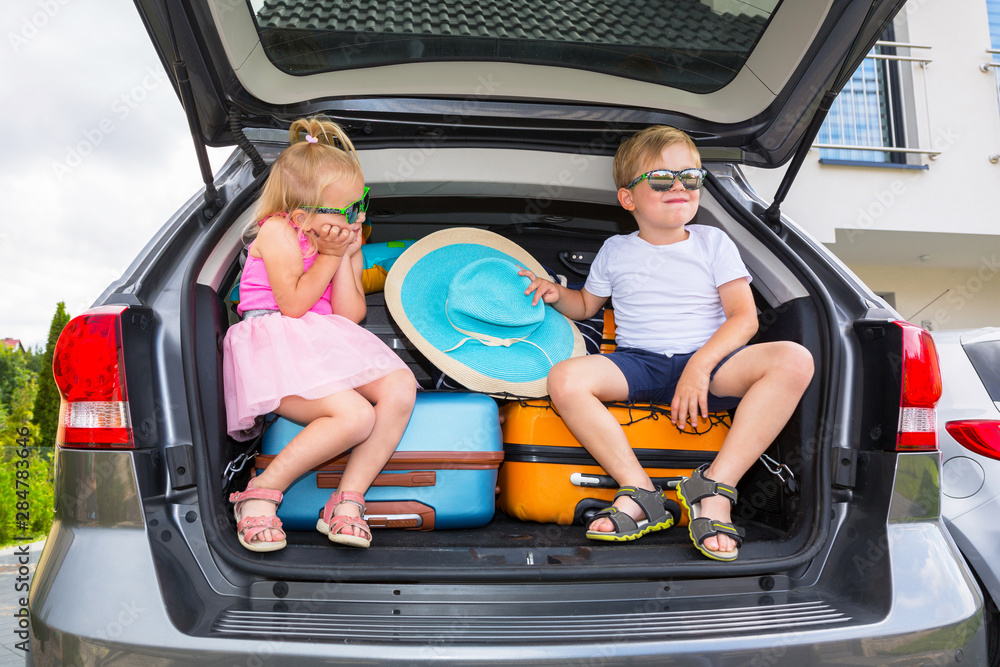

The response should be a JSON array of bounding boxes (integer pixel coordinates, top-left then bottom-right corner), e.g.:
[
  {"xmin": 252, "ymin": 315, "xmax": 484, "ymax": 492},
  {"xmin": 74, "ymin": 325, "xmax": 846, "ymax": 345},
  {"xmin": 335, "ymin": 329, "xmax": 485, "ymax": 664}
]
[
  {"xmin": 570, "ymin": 472, "xmax": 682, "ymax": 489},
  {"xmin": 316, "ymin": 500, "xmax": 436, "ymax": 530},
  {"xmin": 317, "ymin": 470, "xmax": 436, "ymax": 488},
  {"xmin": 364, "ymin": 501, "xmax": 436, "ymax": 531}
]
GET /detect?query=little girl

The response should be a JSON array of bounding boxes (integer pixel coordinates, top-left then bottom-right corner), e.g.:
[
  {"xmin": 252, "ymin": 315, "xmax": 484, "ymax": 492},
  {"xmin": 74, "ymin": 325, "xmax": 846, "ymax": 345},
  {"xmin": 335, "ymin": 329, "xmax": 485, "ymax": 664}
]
[{"xmin": 223, "ymin": 116, "xmax": 417, "ymax": 552}]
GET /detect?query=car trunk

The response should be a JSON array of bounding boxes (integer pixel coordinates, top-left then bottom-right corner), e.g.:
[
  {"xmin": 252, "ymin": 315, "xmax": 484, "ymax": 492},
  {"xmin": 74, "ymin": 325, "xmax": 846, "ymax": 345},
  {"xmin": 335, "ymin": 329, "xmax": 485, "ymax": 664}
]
[
  {"xmin": 140, "ymin": 0, "xmax": 899, "ymax": 582},
  {"xmin": 186, "ymin": 147, "xmax": 834, "ymax": 583}
]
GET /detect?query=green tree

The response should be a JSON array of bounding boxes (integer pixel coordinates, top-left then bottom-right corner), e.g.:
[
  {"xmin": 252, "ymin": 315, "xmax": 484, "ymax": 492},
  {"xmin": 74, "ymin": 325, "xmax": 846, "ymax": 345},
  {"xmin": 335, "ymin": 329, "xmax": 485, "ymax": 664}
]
[
  {"xmin": 0, "ymin": 344, "xmax": 33, "ymax": 414},
  {"xmin": 33, "ymin": 302, "xmax": 70, "ymax": 448},
  {"xmin": 0, "ymin": 348, "xmax": 52, "ymax": 549},
  {"xmin": 2, "ymin": 376, "xmax": 39, "ymax": 444},
  {"xmin": 25, "ymin": 344, "xmax": 44, "ymax": 376}
]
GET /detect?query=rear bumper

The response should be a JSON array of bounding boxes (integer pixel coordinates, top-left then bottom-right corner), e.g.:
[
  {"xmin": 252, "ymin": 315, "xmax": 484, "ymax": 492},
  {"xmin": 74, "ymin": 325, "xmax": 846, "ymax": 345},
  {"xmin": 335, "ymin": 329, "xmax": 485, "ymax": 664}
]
[{"xmin": 28, "ymin": 519, "xmax": 985, "ymax": 665}]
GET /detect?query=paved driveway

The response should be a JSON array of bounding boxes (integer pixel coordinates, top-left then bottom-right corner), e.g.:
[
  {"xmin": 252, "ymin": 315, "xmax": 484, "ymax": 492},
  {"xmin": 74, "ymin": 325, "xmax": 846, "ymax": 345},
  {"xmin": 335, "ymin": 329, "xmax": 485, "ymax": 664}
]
[{"xmin": 1, "ymin": 541, "xmax": 43, "ymax": 667}]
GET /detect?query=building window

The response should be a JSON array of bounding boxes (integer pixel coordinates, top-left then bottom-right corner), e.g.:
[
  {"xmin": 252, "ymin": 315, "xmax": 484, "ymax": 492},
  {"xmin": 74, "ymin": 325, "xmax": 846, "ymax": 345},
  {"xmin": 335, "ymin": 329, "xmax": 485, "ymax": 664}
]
[
  {"xmin": 987, "ymin": 0, "xmax": 1000, "ymax": 95},
  {"xmin": 816, "ymin": 30, "xmax": 906, "ymax": 164},
  {"xmin": 814, "ymin": 24, "xmax": 938, "ymax": 165},
  {"xmin": 989, "ymin": 0, "xmax": 1000, "ymax": 55}
]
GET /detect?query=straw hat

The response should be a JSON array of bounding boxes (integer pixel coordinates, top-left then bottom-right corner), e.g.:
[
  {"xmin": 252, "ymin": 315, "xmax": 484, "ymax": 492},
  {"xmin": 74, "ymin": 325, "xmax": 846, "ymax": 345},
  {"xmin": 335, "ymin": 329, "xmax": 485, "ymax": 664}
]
[{"xmin": 384, "ymin": 228, "xmax": 586, "ymax": 397}]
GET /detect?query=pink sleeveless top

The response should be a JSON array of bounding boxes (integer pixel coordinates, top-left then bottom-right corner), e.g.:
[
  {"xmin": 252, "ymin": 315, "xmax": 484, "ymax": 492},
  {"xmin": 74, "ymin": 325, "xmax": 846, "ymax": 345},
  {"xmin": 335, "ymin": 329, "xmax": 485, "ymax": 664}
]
[{"xmin": 237, "ymin": 219, "xmax": 333, "ymax": 316}]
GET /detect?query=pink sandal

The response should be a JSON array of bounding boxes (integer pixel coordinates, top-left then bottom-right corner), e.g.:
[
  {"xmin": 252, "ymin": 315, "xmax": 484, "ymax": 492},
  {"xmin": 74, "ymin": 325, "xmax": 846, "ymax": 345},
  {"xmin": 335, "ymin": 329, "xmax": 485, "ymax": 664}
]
[
  {"xmin": 229, "ymin": 481, "xmax": 287, "ymax": 553},
  {"xmin": 316, "ymin": 490, "xmax": 372, "ymax": 548}
]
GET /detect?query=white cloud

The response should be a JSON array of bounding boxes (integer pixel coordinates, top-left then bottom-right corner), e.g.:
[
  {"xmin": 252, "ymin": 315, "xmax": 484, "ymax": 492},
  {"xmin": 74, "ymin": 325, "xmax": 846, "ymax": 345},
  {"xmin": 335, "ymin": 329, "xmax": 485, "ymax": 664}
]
[{"xmin": 0, "ymin": 0, "xmax": 232, "ymax": 349}]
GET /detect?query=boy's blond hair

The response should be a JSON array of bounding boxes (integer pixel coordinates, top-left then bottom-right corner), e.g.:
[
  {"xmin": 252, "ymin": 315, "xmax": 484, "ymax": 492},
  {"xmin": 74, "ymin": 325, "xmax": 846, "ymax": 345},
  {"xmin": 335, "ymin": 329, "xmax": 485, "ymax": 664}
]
[{"xmin": 613, "ymin": 126, "xmax": 701, "ymax": 190}]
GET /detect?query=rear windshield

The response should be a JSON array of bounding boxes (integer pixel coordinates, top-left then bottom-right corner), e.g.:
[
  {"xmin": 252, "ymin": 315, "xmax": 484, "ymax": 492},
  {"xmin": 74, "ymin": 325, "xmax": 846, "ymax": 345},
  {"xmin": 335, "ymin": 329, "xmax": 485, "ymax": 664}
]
[
  {"xmin": 964, "ymin": 339, "xmax": 1000, "ymax": 402},
  {"xmin": 249, "ymin": 0, "xmax": 778, "ymax": 94}
]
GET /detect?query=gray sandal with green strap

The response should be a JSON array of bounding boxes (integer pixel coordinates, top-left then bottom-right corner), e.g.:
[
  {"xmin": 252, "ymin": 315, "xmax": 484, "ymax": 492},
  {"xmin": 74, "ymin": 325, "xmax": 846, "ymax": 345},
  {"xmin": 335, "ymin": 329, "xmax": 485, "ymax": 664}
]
[
  {"xmin": 676, "ymin": 464, "xmax": 746, "ymax": 561},
  {"xmin": 585, "ymin": 486, "xmax": 677, "ymax": 542}
]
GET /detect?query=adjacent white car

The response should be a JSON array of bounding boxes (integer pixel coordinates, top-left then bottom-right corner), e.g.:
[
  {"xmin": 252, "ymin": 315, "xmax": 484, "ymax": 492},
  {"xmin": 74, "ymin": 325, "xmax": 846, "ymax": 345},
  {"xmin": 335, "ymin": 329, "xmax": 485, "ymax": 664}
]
[{"xmin": 934, "ymin": 327, "xmax": 1000, "ymax": 664}]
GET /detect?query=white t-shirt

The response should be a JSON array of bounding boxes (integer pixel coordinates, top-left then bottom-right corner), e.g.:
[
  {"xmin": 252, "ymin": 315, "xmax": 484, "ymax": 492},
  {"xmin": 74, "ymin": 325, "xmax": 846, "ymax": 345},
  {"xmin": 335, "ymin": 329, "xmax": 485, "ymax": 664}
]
[{"xmin": 583, "ymin": 225, "xmax": 752, "ymax": 356}]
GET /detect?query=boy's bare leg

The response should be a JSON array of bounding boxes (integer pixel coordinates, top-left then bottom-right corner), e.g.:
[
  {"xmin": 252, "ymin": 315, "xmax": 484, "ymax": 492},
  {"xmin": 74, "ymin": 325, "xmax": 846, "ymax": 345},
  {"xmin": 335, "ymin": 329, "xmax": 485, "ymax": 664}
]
[
  {"xmin": 702, "ymin": 341, "xmax": 814, "ymax": 553},
  {"xmin": 548, "ymin": 355, "xmax": 653, "ymax": 532}
]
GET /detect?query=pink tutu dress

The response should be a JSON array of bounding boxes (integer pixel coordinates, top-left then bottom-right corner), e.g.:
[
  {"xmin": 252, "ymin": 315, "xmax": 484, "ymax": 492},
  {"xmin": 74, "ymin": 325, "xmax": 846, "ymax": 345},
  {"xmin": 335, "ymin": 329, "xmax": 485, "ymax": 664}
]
[{"xmin": 223, "ymin": 229, "xmax": 412, "ymax": 440}]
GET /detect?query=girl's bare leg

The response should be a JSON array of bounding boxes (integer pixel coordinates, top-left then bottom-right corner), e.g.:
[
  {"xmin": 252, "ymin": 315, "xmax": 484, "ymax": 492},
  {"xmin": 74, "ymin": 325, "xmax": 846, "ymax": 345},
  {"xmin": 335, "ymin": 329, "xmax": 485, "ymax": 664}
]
[
  {"xmin": 326, "ymin": 369, "xmax": 417, "ymax": 538},
  {"xmin": 237, "ymin": 389, "xmax": 376, "ymax": 544}
]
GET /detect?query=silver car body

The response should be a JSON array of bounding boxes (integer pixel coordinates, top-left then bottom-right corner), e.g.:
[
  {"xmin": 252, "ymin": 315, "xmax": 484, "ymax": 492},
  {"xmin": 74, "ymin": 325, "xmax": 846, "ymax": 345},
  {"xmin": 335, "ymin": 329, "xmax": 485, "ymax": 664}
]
[
  {"xmin": 936, "ymin": 328, "xmax": 1000, "ymax": 608},
  {"xmin": 24, "ymin": 0, "xmax": 989, "ymax": 662},
  {"xmin": 26, "ymin": 149, "xmax": 987, "ymax": 665}
]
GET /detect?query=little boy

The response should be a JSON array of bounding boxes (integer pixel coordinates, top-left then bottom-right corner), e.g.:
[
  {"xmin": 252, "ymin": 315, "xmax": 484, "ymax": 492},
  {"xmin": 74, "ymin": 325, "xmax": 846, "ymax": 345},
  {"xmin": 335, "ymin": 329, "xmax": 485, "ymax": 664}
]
[{"xmin": 520, "ymin": 125, "xmax": 813, "ymax": 560}]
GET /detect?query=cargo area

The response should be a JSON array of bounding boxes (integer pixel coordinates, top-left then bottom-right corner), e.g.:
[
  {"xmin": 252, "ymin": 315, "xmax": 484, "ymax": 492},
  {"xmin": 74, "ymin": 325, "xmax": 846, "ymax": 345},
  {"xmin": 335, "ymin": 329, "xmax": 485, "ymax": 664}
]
[{"xmin": 189, "ymin": 184, "xmax": 831, "ymax": 580}]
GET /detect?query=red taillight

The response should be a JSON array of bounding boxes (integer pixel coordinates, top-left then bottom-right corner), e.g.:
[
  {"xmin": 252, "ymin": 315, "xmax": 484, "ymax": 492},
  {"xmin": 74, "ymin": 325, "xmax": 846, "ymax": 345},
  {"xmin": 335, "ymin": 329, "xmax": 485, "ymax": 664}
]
[
  {"xmin": 945, "ymin": 420, "xmax": 1000, "ymax": 461},
  {"xmin": 895, "ymin": 321, "xmax": 942, "ymax": 451},
  {"xmin": 52, "ymin": 305, "xmax": 133, "ymax": 448}
]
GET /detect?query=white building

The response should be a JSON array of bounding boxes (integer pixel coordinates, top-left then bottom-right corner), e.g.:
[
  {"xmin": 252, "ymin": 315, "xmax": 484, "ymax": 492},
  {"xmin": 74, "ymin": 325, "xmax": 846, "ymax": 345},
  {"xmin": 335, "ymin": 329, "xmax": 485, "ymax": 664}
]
[{"xmin": 744, "ymin": 0, "xmax": 1000, "ymax": 331}]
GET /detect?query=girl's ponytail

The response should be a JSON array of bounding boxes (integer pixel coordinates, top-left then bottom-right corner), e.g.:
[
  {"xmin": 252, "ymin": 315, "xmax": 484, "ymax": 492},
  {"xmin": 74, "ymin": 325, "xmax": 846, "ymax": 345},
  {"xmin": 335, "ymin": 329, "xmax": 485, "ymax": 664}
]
[
  {"xmin": 288, "ymin": 117, "xmax": 359, "ymax": 164},
  {"xmin": 248, "ymin": 115, "xmax": 365, "ymax": 247}
]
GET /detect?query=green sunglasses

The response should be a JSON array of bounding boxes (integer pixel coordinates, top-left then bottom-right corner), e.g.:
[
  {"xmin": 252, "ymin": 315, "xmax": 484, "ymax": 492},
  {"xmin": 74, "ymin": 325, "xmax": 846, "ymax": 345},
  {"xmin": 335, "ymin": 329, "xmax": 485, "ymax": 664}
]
[
  {"xmin": 301, "ymin": 187, "xmax": 370, "ymax": 225},
  {"xmin": 626, "ymin": 168, "xmax": 707, "ymax": 192}
]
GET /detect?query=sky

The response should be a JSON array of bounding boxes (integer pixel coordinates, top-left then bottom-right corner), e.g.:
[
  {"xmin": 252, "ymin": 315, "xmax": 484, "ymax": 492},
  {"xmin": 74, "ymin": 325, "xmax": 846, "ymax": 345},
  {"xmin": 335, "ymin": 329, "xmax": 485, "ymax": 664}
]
[{"xmin": 1, "ymin": 0, "xmax": 231, "ymax": 350}]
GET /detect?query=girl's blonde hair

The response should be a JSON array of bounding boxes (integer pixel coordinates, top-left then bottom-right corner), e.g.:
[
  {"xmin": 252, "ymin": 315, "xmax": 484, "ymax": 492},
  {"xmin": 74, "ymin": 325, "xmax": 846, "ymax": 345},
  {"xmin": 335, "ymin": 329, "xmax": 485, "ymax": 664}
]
[
  {"xmin": 612, "ymin": 126, "xmax": 701, "ymax": 190},
  {"xmin": 244, "ymin": 116, "xmax": 363, "ymax": 247}
]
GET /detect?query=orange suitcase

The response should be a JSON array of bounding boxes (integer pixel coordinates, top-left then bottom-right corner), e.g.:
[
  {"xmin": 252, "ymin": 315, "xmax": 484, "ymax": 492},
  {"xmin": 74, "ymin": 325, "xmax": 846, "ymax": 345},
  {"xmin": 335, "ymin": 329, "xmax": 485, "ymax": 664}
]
[{"xmin": 498, "ymin": 399, "xmax": 731, "ymax": 526}]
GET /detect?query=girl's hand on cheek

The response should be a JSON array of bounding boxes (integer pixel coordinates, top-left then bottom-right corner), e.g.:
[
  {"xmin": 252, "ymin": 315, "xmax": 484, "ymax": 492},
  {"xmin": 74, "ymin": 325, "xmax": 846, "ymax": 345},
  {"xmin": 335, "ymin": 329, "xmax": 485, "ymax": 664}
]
[
  {"xmin": 312, "ymin": 224, "xmax": 352, "ymax": 256},
  {"xmin": 345, "ymin": 225, "xmax": 364, "ymax": 256}
]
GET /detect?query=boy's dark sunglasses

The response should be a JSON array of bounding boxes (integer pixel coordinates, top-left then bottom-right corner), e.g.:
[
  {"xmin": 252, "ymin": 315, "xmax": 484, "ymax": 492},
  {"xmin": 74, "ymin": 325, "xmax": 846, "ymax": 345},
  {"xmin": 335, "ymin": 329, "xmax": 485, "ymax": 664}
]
[
  {"xmin": 301, "ymin": 187, "xmax": 370, "ymax": 224},
  {"xmin": 626, "ymin": 168, "xmax": 707, "ymax": 192}
]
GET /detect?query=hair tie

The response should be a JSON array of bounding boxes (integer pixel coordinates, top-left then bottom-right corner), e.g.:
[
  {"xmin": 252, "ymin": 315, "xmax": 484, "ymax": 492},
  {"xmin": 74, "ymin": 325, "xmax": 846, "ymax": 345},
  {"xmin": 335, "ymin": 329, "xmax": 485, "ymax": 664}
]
[{"xmin": 305, "ymin": 134, "xmax": 318, "ymax": 144}]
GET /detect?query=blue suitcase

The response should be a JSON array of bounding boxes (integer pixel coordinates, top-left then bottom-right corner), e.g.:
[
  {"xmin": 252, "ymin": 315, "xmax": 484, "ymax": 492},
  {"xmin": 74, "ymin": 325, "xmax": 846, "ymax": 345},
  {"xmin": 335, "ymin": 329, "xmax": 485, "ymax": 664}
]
[{"xmin": 255, "ymin": 392, "xmax": 503, "ymax": 530}]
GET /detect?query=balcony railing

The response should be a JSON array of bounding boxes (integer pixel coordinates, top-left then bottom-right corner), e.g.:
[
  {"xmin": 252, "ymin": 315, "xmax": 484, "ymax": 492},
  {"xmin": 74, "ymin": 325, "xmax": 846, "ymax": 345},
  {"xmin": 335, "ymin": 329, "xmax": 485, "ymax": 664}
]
[
  {"xmin": 979, "ymin": 48, "xmax": 1000, "ymax": 71},
  {"xmin": 983, "ymin": 50, "xmax": 1000, "ymax": 142},
  {"xmin": 814, "ymin": 41, "xmax": 940, "ymax": 162}
]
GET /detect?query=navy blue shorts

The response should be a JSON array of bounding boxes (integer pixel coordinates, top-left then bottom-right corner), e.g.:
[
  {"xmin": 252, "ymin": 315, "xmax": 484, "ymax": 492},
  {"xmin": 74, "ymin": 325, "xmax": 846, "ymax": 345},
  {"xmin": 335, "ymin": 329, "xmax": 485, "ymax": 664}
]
[{"xmin": 603, "ymin": 346, "xmax": 745, "ymax": 410}]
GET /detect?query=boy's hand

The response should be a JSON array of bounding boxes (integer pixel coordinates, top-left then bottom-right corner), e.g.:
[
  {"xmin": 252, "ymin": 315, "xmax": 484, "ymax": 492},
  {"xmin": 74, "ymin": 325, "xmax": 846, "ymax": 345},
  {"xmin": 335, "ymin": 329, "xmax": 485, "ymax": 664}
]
[
  {"xmin": 518, "ymin": 268, "xmax": 561, "ymax": 306},
  {"xmin": 671, "ymin": 364, "xmax": 711, "ymax": 430}
]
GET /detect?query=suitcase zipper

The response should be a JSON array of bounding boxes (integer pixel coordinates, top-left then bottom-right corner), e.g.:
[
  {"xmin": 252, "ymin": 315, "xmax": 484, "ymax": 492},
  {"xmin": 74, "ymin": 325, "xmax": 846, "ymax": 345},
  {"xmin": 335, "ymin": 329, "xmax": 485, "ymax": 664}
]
[
  {"xmin": 570, "ymin": 472, "xmax": 684, "ymax": 489},
  {"xmin": 503, "ymin": 443, "xmax": 716, "ymax": 467}
]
